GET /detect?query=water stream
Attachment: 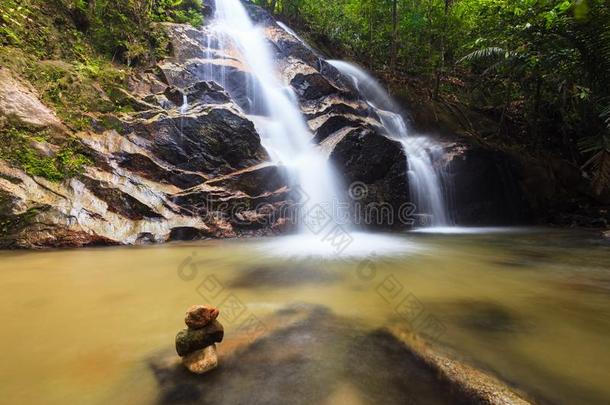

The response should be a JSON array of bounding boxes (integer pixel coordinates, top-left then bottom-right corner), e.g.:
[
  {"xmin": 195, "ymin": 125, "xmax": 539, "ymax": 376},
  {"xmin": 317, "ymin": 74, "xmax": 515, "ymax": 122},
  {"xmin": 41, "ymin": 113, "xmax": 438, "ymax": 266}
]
[
  {"xmin": 179, "ymin": 94, "xmax": 188, "ymax": 115},
  {"xmin": 328, "ymin": 60, "xmax": 451, "ymax": 227}
]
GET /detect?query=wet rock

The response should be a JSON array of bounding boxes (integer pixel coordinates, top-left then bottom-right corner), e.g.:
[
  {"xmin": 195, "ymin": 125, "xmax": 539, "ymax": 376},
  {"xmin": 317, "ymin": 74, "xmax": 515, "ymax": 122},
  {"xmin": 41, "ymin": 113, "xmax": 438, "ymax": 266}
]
[
  {"xmin": 161, "ymin": 23, "xmax": 213, "ymax": 61},
  {"xmin": 311, "ymin": 115, "xmax": 367, "ymax": 143},
  {"xmin": 204, "ymin": 163, "xmax": 289, "ymax": 197},
  {"xmin": 168, "ymin": 227, "xmax": 211, "ymax": 241},
  {"xmin": 157, "ymin": 59, "xmax": 264, "ymax": 114},
  {"xmin": 161, "ymin": 82, "xmax": 231, "ymax": 108},
  {"xmin": 149, "ymin": 304, "xmax": 532, "ymax": 405},
  {"xmin": 175, "ymin": 320, "xmax": 224, "ymax": 356},
  {"xmin": 123, "ymin": 107, "xmax": 268, "ymax": 175},
  {"xmin": 328, "ymin": 127, "xmax": 410, "ymax": 227},
  {"xmin": 127, "ymin": 70, "xmax": 168, "ymax": 97},
  {"xmin": 183, "ymin": 344, "xmax": 218, "ymax": 374},
  {"xmin": 442, "ymin": 144, "xmax": 537, "ymax": 225},
  {"xmin": 185, "ymin": 304, "xmax": 220, "ymax": 329},
  {"xmin": 171, "ymin": 163, "xmax": 294, "ymax": 232},
  {"xmin": 29, "ymin": 140, "xmax": 59, "ymax": 157},
  {"xmin": 114, "ymin": 152, "xmax": 206, "ymax": 189},
  {"xmin": 162, "ymin": 86, "xmax": 188, "ymax": 106},
  {"xmin": 79, "ymin": 177, "xmax": 164, "ymax": 220},
  {"xmin": 185, "ymin": 81, "xmax": 232, "ymax": 105},
  {"xmin": 291, "ymin": 73, "xmax": 339, "ymax": 101}
]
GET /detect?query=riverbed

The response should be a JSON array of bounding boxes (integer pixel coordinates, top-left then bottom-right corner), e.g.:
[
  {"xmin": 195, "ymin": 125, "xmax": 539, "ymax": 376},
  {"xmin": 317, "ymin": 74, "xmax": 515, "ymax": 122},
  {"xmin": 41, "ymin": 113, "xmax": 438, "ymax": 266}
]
[{"xmin": 0, "ymin": 228, "xmax": 608, "ymax": 404}]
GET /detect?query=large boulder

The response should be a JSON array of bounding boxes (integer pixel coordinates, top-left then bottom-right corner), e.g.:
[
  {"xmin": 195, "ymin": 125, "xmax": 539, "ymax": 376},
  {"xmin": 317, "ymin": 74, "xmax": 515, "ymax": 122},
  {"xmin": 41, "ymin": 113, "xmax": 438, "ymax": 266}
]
[
  {"xmin": 328, "ymin": 127, "xmax": 410, "ymax": 227},
  {"xmin": 442, "ymin": 144, "xmax": 532, "ymax": 225},
  {"xmin": 441, "ymin": 140, "xmax": 599, "ymax": 226},
  {"xmin": 123, "ymin": 107, "xmax": 267, "ymax": 176}
]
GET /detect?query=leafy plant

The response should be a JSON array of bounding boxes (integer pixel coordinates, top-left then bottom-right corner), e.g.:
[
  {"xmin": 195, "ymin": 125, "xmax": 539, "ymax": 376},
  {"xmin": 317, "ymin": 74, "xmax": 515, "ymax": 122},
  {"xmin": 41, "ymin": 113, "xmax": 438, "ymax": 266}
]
[{"xmin": 579, "ymin": 104, "xmax": 610, "ymax": 194}]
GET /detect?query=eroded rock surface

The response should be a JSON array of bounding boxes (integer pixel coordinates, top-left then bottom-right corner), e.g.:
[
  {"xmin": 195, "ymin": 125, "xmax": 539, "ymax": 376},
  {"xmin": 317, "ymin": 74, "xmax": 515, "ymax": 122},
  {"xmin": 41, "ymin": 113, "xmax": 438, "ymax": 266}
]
[
  {"xmin": 0, "ymin": 17, "xmax": 292, "ymax": 247},
  {"xmin": 0, "ymin": 67, "xmax": 65, "ymax": 131}
]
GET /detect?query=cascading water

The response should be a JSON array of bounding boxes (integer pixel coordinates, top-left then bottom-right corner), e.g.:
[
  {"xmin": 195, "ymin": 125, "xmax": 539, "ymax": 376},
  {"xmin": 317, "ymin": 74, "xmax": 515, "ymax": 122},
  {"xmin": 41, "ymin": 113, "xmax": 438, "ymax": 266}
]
[
  {"xmin": 328, "ymin": 60, "xmax": 451, "ymax": 227},
  {"xmin": 198, "ymin": 0, "xmax": 412, "ymax": 257},
  {"xmin": 211, "ymin": 0, "xmax": 342, "ymax": 233},
  {"xmin": 180, "ymin": 94, "xmax": 188, "ymax": 115},
  {"xmin": 276, "ymin": 21, "xmax": 312, "ymax": 51}
]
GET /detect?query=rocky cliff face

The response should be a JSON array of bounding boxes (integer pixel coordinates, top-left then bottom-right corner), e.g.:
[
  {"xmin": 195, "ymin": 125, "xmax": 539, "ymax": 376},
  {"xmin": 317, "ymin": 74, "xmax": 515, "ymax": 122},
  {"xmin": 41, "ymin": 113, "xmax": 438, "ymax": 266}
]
[{"xmin": 0, "ymin": 2, "xmax": 410, "ymax": 248}]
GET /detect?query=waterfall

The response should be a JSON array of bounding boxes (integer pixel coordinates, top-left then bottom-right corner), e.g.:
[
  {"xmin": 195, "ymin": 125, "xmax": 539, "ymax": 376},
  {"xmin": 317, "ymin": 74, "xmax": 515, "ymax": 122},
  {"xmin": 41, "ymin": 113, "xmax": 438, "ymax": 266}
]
[
  {"xmin": 328, "ymin": 60, "xmax": 451, "ymax": 227},
  {"xmin": 211, "ymin": 0, "xmax": 342, "ymax": 233},
  {"xmin": 180, "ymin": 94, "xmax": 188, "ymax": 114}
]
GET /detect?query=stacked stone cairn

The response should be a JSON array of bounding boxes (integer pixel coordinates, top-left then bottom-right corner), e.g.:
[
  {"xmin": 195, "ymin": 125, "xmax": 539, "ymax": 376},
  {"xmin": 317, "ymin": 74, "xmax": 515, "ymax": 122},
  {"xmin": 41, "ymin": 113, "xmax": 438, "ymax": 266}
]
[{"xmin": 175, "ymin": 305, "xmax": 224, "ymax": 374}]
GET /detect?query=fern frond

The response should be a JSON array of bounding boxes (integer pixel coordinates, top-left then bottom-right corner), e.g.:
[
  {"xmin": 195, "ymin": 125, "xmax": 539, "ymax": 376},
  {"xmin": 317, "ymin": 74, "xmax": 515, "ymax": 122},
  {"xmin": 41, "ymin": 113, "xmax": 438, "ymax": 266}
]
[
  {"xmin": 580, "ymin": 133, "xmax": 610, "ymax": 194},
  {"xmin": 458, "ymin": 47, "xmax": 518, "ymax": 64},
  {"xmin": 579, "ymin": 133, "xmax": 609, "ymax": 154},
  {"xmin": 590, "ymin": 149, "xmax": 610, "ymax": 195},
  {"xmin": 601, "ymin": 104, "xmax": 610, "ymax": 130}
]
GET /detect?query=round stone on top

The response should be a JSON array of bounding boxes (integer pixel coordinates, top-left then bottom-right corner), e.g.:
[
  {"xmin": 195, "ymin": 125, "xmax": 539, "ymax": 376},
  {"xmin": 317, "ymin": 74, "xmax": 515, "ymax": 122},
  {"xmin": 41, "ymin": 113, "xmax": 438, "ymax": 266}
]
[{"xmin": 185, "ymin": 304, "xmax": 220, "ymax": 329}]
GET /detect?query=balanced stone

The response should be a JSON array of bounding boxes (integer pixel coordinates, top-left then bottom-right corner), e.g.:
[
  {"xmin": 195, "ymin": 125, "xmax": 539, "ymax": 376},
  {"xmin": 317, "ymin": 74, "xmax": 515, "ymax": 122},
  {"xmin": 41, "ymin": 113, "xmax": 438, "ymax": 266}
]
[
  {"xmin": 185, "ymin": 304, "xmax": 220, "ymax": 329},
  {"xmin": 182, "ymin": 344, "xmax": 218, "ymax": 374},
  {"xmin": 175, "ymin": 320, "xmax": 224, "ymax": 356}
]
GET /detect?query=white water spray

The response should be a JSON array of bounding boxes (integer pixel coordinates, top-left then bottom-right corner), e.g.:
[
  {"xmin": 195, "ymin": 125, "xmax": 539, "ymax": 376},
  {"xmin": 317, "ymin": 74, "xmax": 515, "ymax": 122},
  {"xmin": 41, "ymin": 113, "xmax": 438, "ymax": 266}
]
[
  {"xmin": 212, "ymin": 0, "xmax": 342, "ymax": 233},
  {"xmin": 328, "ymin": 60, "xmax": 451, "ymax": 226}
]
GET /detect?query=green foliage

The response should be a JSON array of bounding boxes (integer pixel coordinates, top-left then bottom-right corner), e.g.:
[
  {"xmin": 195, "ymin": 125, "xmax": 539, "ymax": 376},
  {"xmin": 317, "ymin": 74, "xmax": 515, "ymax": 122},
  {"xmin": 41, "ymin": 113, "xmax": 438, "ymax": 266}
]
[
  {"xmin": 0, "ymin": 0, "xmax": 32, "ymax": 46},
  {"xmin": 151, "ymin": 0, "xmax": 204, "ymax": 26},
  {"xmin": 579, "ymin": 105, "xmax": 610, "ymax": 194},
  {"xmin": 1, "ymin": 0, "xmax": 202, "ymax": 66},
  {"xmin": 259, "ymin": 0, "xmax": 610, "ymax": 194},
  {"xmin": 75, "ymin": 0, "xmax": 203, "ymax": 65},
  {"xmin": 0, "ymin": 126, "xmax": 92, "ymax": 182},
  {"xmin": 16, "ymin": 148, "xmax": 65, "ymax": 181}
]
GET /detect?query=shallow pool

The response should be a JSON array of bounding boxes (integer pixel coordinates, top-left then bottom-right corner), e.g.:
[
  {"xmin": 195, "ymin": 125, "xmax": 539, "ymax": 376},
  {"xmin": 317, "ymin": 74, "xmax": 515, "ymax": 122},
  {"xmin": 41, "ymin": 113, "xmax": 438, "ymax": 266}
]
[{"xmin": 0, "ymin": 228, "xmax": 608, "ymax": 404}]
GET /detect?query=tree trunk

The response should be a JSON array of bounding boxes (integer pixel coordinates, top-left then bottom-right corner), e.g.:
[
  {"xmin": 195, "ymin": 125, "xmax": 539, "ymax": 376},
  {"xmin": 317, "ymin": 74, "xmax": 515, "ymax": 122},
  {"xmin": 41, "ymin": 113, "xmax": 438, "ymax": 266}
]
[{"xmin": 390, "ymin": 0, "xmax": 398, "ymax": 70}]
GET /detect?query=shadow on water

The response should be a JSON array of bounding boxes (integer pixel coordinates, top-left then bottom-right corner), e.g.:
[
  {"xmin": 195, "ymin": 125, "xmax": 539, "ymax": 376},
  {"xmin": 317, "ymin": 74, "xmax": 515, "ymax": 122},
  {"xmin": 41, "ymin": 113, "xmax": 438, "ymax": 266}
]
[
  {"xmin": 447, "ymin": 300, "xmax": 532, "ymax": 335},
  {"xmin": 150, "ymin": 305, "xmax": 471, "ymax": 405},
  {"xmin": 228, "ymin": 264, "xmax": 343, "ymax": 288}
]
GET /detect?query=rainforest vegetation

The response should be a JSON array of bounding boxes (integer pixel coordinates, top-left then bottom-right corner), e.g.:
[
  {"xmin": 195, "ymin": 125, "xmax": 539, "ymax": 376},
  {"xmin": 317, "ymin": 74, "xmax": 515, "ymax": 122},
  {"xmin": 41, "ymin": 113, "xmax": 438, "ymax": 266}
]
[{"xmin": 256, "ymin": 0, "xmax": 610, "ymax": 195}]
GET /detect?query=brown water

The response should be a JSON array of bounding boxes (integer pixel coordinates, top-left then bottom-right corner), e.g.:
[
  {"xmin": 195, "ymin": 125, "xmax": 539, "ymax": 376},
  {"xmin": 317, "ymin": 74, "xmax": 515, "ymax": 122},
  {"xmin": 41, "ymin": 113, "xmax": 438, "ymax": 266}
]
[{"xmin": 0, "ymin": 228, "xmax": 609, "ymax": 404}]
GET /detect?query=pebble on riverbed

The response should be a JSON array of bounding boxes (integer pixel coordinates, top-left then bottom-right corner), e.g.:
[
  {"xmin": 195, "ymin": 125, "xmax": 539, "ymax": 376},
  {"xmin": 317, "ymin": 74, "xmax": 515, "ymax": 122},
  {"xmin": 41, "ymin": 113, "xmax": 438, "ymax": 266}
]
[{"xmin": 176, "ymin": 305, "xmax": 224, "ymax": 374}]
